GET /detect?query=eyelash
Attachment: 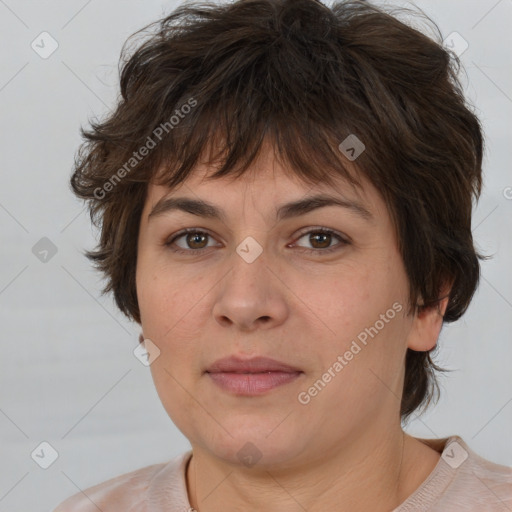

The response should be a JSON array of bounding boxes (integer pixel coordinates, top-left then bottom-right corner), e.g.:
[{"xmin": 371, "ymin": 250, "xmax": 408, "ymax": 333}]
[{"xmin": 164, "ymin": 227, "xmax": 349, "ymax": 256}]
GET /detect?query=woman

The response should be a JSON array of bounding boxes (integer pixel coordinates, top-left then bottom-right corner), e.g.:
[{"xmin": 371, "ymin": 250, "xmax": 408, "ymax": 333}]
[{"xmin": 55, "ymin": 0, "xmax": 512, "ymax": 510}]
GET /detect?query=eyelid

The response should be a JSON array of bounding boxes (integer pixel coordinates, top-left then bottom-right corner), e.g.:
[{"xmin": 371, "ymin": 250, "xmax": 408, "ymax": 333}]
[
  {"xmin": 292, "ymin": 226, "xmax": 350, "ymax": 245},
  {"xmin": 165, "ymin": 228, "xmax": 220, "ymax": 251},
  {"xmin": 165, "ymin": 226, "xmax": 349, "ymax": 254}
]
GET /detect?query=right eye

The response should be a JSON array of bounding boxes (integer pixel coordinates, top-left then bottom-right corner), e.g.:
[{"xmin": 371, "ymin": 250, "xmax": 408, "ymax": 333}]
[{"xmin": 165, "ymin": 229, "xmax": 220, "ymax": 254}]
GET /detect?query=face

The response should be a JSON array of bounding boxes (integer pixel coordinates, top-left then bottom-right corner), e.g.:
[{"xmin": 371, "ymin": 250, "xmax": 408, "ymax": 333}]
[{"xmin": 136, "ymin": 145, "xmax": 426, "ymax": 469}]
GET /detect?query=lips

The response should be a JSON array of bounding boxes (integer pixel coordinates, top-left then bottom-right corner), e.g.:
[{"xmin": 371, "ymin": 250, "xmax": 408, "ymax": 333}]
[
  {"xmin": 206, "ymin": 356, "xmax": 301, "ymax": 374},
  {"xmin": 205, "ymin": 356, "xmax": 303, "ymax": 395}
]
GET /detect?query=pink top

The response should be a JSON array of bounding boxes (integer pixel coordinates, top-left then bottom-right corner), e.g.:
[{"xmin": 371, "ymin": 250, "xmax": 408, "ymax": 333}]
[{"xmin": 54, "ymin": 435, "xmax": 512, "ymax": 511}]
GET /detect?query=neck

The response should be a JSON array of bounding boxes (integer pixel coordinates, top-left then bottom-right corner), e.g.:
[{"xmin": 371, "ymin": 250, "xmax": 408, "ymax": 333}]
[{"xmin": 185, "ymin": 426, "xmax": 440, "ymax": 512}]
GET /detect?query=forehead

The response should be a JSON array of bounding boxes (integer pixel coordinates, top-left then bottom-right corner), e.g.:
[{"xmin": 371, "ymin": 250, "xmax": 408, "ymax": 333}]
[
  {"xmin": 142, "ymin": 136, "xmax": 389, "ymax": 230},
  {"xmin": 142, "ymin": 177, "xmax": 391, "ymax": 240},
  {"xmin": 146, "ymin": 148, "xmax": 383, "ymax": 218}
]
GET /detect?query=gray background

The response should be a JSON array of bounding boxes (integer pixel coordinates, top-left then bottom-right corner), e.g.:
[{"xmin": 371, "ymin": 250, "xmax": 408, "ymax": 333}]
[{"xmin": 0, "ymin": 0, "xmax": 511, "ymax": 510}]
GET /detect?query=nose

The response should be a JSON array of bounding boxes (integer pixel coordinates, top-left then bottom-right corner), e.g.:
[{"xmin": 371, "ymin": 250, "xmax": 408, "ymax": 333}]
[{"xmin": 212, "ymin": 246, "xmax": 289, "ymax": 332}]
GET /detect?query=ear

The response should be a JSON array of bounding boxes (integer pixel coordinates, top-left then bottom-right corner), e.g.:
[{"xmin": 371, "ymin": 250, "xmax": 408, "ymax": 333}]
[{"xmin": 407, "ymin": 283, "xmax": 451, "ymax": 352}]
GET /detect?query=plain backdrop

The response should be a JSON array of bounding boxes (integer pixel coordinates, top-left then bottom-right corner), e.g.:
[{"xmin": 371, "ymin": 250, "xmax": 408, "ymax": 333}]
[{"xmin": 0, "ymin": 0, "xmax": 511, "ymax": 510}]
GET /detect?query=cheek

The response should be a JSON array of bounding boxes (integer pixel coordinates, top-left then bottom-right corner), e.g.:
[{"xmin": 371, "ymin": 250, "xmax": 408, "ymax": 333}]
[
  {"xmin": 289, "ymin": 264, "xmax": 376, "ymax": 341},
  {"xmin": 137, "ymin": 258, "xmax": 207, "ymax": 332},
  {"xmin": 296, "ymin": 260, "xmax": 409, "ymax": 373},
  {"xmin": 137, "ymin": 267, "xmax": 212, "ymax": 395}
]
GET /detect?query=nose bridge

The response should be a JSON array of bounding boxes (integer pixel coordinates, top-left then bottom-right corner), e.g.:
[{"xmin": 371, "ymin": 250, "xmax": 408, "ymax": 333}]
[
  {"xmin": 227, "ymin": 235, "xmax": 269, "ymax": 292},
  {"xmin": 212, "ymin": 238, "xmax": 288, "ymax": 330}
]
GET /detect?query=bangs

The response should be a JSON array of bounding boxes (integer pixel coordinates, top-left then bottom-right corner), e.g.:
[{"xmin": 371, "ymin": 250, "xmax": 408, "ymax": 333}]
[{"xmin": 150, "ymin": 97, "xmax": 366, "ymax": 193}]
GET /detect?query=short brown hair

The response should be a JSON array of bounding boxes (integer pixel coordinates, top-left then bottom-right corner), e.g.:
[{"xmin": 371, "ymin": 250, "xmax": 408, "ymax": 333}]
[{"xmin": 71, "ymin": 0, "xmax": 486, "ymax": 420}]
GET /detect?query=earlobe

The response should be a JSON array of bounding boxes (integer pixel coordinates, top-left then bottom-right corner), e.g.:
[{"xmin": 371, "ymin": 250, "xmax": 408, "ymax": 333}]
[{"xmin": 407, "ymin": 294, "xmax": 449, "ymax": 352}]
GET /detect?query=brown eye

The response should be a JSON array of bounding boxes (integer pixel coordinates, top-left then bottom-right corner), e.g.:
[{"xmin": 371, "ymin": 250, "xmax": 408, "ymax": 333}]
[
  {"xmin": 293, "ymin": 228, "xmax": 348, "ymax": 254},
  {"xmin": 165, "ymin": 229, "xmax": 218, "ymax": 253},
  {"xmin": 308, "ymin": 232, "xmax": 332, "ymax": 249},
  {"xmin": 185, "ymin": 232, "xmax": 209, "ymax": 249},
  {"xmin": 165, "ymin": 227, "xmax": 348, "ymax": 256}
]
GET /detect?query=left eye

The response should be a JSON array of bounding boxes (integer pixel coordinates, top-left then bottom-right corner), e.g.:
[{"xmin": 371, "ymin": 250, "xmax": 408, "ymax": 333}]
[
  {"xmin": 292, "ymin": 228, "xmax": 348, "ymax": 253},
  {"xmin": 165, "ymin": 228, "xmax": 348, "ymax": 254}
]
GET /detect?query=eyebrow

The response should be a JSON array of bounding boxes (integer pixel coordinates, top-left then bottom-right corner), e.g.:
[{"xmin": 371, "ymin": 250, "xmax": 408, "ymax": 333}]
[{"xmin": 148, "ymin": 193, "xmax": 373, "ymax": 223}]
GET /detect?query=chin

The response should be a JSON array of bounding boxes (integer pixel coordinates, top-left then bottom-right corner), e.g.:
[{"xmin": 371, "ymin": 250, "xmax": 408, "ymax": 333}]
[{"xmin": 196, "ymin": 416, "xmax": 308, "ymax": 469}]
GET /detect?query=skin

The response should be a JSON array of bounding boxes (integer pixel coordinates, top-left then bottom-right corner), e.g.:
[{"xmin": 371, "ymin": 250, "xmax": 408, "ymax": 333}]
[{"xmin": 136, "ymin": 140, "xmax": 449, "ymax": 512}]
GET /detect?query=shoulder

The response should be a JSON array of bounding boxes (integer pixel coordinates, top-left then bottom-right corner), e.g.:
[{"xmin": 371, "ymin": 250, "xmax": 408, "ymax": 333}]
[
  {"xmin": 428, "ymin": 436, "xmax": 512, "ymax": 511},
  {"xmin": 452, "ymin": 437, "xmax": 512, "ymax": 509},
  {"xmin": 52, "ymin": 453, "xmax": 188, "ymax": 512}
]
